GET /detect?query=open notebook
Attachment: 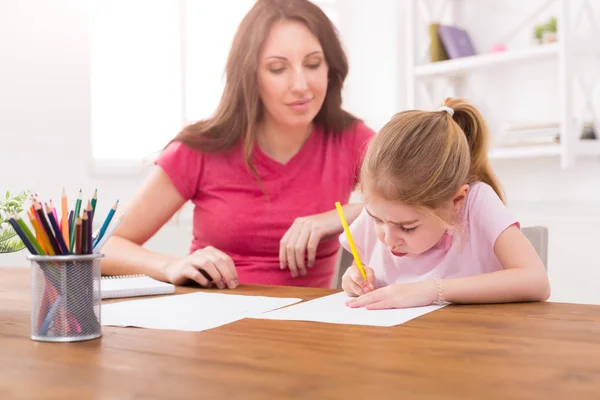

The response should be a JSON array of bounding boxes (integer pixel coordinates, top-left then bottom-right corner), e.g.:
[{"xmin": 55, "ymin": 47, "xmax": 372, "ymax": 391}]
[{"xmin": 101, "ymin": 274, "xmax": 175, "ymax": 299}]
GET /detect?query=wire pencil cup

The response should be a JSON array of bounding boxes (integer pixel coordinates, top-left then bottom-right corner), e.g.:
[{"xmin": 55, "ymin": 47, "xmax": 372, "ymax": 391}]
[{"xmin": 28, "ymin": 254, "xmax": 103, "ymax": 342}]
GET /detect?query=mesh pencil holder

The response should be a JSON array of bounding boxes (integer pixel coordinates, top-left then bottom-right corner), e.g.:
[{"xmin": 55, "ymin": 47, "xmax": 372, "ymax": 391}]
[{"xmin": 27, "ymin": 254, "xmax": 103, "ymax": 342}]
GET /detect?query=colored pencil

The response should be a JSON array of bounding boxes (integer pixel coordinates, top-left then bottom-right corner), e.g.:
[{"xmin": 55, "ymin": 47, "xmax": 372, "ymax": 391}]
[
  {"xmin": 45, "ymin": 204, "xmax": 69, "ymax": 255},
  {"xmin": 93, "ymin": 200, "xmax": 118, "ymax": 246},
  {"xmin": 86, "ymin": 200, "xmax": 93, "ymax": 254},
  {"xmin": 34, "ymin": 202, "xmax": 61, "ymax": 255},
  {"xmin": 91, "ymin": 189, "xmax": 97, "ymax": 218},
  {"xmin": 75, "ymin": 217, "xmax": 82, "ymax": 255},
  {"xmin": 13, "ymin": 214, "xmax": 45, "ymax": 255},
  {"xmin": 69, "ymin": 189, "xmax": 82, "ymax": 251},
  {"xmin": 334, "ymin": 202, "xmax": 367, "ymax": 281},
  {"xmin": 27, "ymin": 210, "xmax": 52, "ymax": 255},
  {"xmin": 49, "ymin": 199, "xmax": 59, "ymax": 230},
  {"xmin": 93, "ymin": 214, "xmax": 124, "ymax": 252},
  {"xmin": 7, "ymin": 216, "xmax": 39, "ymax": 255},
  {"xmin": 61, "ymin": 188, "xmax": 69, "ymax": 252},
  {"xmin": 81, "ymin": 212, "xmax": 89, "ymax": 255}
]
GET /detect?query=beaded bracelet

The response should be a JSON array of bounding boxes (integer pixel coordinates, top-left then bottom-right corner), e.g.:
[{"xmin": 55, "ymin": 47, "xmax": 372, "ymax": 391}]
[{"xmin": 431, "ymin": 274, "xmax": 449, "ymax": 305}]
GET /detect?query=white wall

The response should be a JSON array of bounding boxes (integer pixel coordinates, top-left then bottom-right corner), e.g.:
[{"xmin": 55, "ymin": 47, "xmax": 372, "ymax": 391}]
[
  {"xmin": 1, "ymin": 0, "xmax": 599, "ymax": 304},
  {"xmin": 0, "ymin": 0, "xmax": 190, "ymax": 268}
]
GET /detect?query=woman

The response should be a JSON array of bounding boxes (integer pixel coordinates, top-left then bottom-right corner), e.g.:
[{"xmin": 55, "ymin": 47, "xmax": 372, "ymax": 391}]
[{"xmin": 101, "ymin": 0, "xmax": 375, "ymax": 289}]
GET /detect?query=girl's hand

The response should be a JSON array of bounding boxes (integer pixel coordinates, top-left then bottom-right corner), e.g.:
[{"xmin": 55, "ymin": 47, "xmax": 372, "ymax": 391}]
[
  {"xmin": 345, "ymin": 280, "xmax": 438, "ymax": 310},
  {"xmin": 162, "ymin": 246, "xmax": 239, "ymax": 289},
  {"xmin": 341, "ymin": 264, "xmax": 376, "ymax": 296}
]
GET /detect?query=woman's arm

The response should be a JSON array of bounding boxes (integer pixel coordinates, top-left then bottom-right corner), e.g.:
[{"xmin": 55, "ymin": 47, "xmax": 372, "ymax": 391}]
[
  {"xmin": 322, "ymin": 201, "xmax": 364, "ymax": 235},
  {"xmin": 100, "ymin": 167, "xmax": 186, "ymax": 281},
  {"xmin": 443, "ymin": 225, "xmax": 551, "ymax": 303}
]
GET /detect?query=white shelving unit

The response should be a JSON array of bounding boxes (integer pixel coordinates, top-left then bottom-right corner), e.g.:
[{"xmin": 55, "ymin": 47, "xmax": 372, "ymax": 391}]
[
  {"xmin": 405, "ymin": 0, "xmax": 600, "ymax": 169},
  {"xmin": 414, "ymin": 43, "xmax": 560, "ymax": 79}
]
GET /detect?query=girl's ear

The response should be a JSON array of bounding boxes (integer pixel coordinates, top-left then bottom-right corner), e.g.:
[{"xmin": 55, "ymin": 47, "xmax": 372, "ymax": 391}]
[{"xmin": 452, "ymin": 184, "xmax": 469, "ymax": 215}]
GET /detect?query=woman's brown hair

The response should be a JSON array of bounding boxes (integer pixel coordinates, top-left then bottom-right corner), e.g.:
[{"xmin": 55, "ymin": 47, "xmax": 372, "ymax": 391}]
[
  {"xmin": 361, "ymin": 98, "xmax": 504, "ymax": 220},
  {"xmin": 171, "ymin": 0, "xmax": 357, "ymax": 178}
]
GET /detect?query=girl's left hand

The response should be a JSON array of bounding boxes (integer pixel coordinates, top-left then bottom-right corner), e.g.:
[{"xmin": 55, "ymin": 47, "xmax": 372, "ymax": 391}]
[{"xmin": 345, "ymin": 281, "xmax": 438, "ymax": 310}]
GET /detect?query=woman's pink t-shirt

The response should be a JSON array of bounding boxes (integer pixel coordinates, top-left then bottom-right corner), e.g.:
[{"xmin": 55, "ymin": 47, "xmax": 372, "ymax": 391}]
[
  {"xmin": 156, "ymin": 122, "xmax": 375, "ymax": 288},
  {"xmin": 339, "ymin": 182, "xmax": 519, "ymax": 287}
]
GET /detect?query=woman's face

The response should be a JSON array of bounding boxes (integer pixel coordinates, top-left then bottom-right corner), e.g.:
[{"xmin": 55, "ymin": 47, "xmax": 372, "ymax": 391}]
[{"xmin": 257, "ymin": 19, "xmax": 329, "ymax": 130}]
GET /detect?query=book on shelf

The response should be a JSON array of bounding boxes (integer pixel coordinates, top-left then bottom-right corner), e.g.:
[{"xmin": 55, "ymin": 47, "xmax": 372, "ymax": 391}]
[
  {"xmin": 437, "ymin": 25, "xmax": 477, "ymax": 59},
  {"xmin": 580, "ymin": 121, "xmax": 597, "ymax": 140},
  {"xmin": 496, "ymin": 120, "xmax": 560, "ymax": 147},
  {"xmin": 429, "ymin": 23, "xmax": 449, "ymax": 62},
  {"xmin": 503, "ymin": 121, "xmax": 560, "ymax": 131},
  {"xmin": 495, "ymin": 135, "xmax": 560, "ymax": 148}
]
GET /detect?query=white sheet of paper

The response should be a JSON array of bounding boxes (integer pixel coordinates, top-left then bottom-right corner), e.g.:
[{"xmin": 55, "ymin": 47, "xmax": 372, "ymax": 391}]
[
  {"xmin": 255, "ymin": 292, "xmax": 445, "ymax": 327},
  {"xmin": 102, "ymin": 292, "xmax": 302, "ymax": 332}
]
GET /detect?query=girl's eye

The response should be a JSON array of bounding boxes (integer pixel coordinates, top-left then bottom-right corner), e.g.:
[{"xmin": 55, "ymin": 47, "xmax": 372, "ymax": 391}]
[
  {"xmin": 401, "ymin": 226, "xmax": 417, "ymax": 233},
  {"xmin": 269, "ymin": 67, "xmax": 285, "ymax": 74},
  {"xmin": 305, "ymin": 62, "xmax": 321, "ymax": 69}
]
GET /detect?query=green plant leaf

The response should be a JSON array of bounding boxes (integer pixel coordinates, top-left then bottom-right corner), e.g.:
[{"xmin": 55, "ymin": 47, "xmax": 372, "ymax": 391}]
[
  {"xmin": 0, "ymin": 224, "xmax": 18, "ymax": 244},
  {"xmin": 0, "ymin": 237, "xmax": 26, "ymax": 253},
  {"xmin": 0, "ymin": 189, "xmax": 31, "ymax": 221}
]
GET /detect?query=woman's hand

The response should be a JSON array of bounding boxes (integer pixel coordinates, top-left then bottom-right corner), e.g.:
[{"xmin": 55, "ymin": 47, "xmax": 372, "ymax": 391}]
[
  {"xmin": 279, "ymin": 213, "xmax": 337, "ymax": 278},
  {"xmin": 341, "ymin": 264, "xmax": 376, "ymax": 296},
  {"xmin": 345, "ymin": 281, "xmax": 438, "ymax": 310},
  {"xmin": 162, "ymin": 246, "xmax": 239, "ymax": 289},
  {"xmin": 279, "ymin": 203, "xmax": 364, "ymax": 278}
]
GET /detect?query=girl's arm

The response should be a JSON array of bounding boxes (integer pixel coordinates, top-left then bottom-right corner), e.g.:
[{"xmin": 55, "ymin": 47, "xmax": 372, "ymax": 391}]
[{"xmin": 442, "ymin": 225, "xmax": 551, "ymax": 303}]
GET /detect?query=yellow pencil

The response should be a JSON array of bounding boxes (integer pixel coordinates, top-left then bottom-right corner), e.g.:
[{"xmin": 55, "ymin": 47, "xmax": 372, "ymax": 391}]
[{"xmin": 334, "ymin": 202, "xmax": 367, "ymax": 281}]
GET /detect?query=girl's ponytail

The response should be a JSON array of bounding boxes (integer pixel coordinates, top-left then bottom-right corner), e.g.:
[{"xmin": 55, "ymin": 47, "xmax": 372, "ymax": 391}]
[{"xmin": 443, "ymin": 98, "xmax": 505, "ymax": 203}]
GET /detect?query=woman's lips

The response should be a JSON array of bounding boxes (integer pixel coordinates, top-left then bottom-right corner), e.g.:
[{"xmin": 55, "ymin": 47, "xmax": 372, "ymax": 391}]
[{"xmin": 287, "ymin": 98, "xmax": 311, "ymax": 112}]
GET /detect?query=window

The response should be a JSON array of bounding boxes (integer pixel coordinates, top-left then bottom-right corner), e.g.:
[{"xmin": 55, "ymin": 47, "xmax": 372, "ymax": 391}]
[
  {"xmin": 91, "ymin": 0, "xmax": 339, "ymax": 166},
  {"xmin": 91, "ymin": 0, "xmax": 183, "ymax": 162}
]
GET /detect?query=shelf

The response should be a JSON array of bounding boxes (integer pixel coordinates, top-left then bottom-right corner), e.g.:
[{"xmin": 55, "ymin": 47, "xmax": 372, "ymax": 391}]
[
  {"xmin": 489, "ymin": 140, "xmax": 600, "ymax": 160},
  {"xmin": 489, "ymin": 144, "xmax": 562, "ymax": 160},
  {"xmin": 414, "ymin": 43, "xmax": 560, "ymax": 79},
  {"xmin": 574, "ymin": 140, "xmax": 600, "ymax": 156}
]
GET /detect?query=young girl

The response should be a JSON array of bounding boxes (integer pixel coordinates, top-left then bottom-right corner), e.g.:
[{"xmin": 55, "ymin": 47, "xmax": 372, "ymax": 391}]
[{"xmin": 340, "ymin": 98, "xmax": 550, "ymax": 309}]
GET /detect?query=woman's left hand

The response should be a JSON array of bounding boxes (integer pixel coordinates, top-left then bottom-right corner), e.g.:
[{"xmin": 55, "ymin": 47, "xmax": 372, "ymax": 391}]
[
  {"xmin": 279, "ymin": 213, "xmax": 336, "ymax": 278},
  {"xmin": 345, "ymin": 281, "xmax": 439, "ymax": 310}
]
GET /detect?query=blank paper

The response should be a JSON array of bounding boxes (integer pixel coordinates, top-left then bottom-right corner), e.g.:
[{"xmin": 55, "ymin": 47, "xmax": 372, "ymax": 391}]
[
  {"xmin": 102, "ymin": 292, "xmax": 302, "ymax": 332},
  {"xmin": 255, "ymin": 292, "xmax": 445, "ymax": 327}
]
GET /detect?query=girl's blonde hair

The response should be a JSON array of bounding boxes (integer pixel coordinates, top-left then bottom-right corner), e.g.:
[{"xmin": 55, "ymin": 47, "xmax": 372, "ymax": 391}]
[{"xmin": 360, "ymin": 98, "xmax": 504, "ymax": 215}]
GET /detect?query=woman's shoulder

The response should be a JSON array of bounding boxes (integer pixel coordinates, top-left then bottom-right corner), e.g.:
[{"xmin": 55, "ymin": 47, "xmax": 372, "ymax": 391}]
[
  {"xmin": 318, "ymin": 119, "xmax": 375, "ymax": 151},
  {"xmin": 160, "ymin": 140, "xmax": 201, "ymax": 159},
  {"xmin": 340, "ymin": 119, "xmax": 376, "ymax": 140},
  {"xmin": 160, "ymin": 139, "xmax": 242, "ymax": 164}
]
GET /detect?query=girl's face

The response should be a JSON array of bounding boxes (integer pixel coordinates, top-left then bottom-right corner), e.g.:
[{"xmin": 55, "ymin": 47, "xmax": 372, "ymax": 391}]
[
  {"xmin": 365, "ymin": 186, "xmax": 468, "ymax": 257},
  {"xmin": 257, "ymin": 19, "xmax": 329, "ymax": 129}
]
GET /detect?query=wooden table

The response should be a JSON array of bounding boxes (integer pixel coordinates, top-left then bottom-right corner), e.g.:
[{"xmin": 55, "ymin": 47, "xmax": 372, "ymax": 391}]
[{"xmin": 1, "ymin": 267, "xmax": 600, "ymax": 399}]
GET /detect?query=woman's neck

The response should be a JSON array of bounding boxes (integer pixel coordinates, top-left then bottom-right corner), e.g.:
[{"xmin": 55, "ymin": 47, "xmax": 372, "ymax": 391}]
[{"xmin": 257, "ymin": 119, "xmax": 313, "ymax": 165}]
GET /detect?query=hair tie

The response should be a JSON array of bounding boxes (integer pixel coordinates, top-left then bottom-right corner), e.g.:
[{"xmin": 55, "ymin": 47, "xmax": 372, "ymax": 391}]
[{"xmin": 438, "ymin": 106, "xmax": 454, "ymax": 117}]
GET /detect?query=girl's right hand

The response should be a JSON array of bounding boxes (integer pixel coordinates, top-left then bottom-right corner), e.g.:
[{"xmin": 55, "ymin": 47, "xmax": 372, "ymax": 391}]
[
  {"xmin": 341, "ymin": 264, "xmax": 376, "ymax": 297},
  {"xmin": 162, "ymin": 246, "xmax": 239, "ymax": 289}
]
